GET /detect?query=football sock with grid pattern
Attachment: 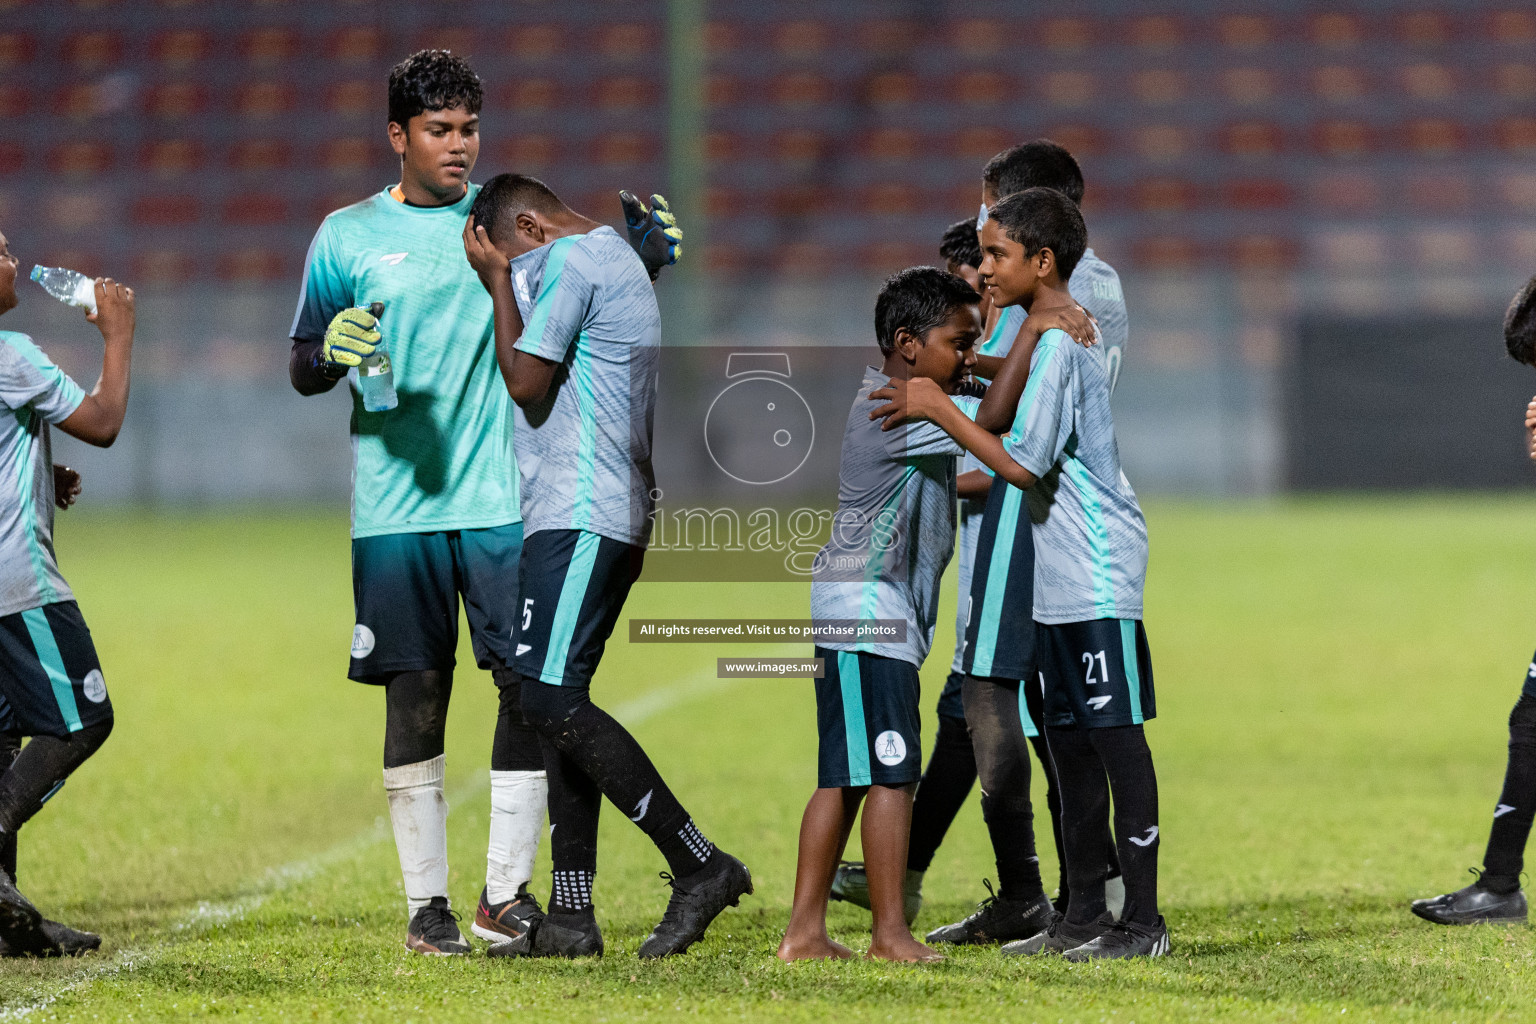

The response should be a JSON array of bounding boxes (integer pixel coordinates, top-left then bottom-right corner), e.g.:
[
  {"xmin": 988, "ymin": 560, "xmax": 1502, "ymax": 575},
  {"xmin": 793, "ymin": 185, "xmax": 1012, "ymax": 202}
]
[
  {"xmin": 539, "ymin": 733, "xmax": 600, "ymax": 913},
  {"xmin": 906, "ymin": 713, "xmax": 977, "ymax": 873},
  {"xmin": 1481, "ymin": 694, "xmax": 1536, "ymax": 894}
]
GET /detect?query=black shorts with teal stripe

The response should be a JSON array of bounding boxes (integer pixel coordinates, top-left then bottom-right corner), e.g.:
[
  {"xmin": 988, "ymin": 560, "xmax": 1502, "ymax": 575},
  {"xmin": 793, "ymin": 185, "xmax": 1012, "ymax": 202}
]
[
  {"xmin": 960, "ymin": 477, "xmax": 1035, "ymax": 681},
  {"xmin": 1039, "ymin": 618, "xmax": 1156, "ymax": 730},
  {"xmin": 349, "ymin": 523, "xmax": 523, "ymax": 682},
  {"xmin": 813, "ymin": 647, "xmax": 922, "ymax": 788},
  {"xmin": 0, "ymin": 601, "xmax": 111, "ymax": 738},
  {"xmin": 512, "ymin": 529, "xmax": 644, "ymax": 688}
]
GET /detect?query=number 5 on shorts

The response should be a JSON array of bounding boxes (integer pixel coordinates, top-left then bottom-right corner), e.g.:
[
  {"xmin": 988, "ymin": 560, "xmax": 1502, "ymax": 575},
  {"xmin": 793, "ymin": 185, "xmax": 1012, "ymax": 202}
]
[{"xmin": 522, "ymin": 598, "xmax": 535, "ymax": 631}]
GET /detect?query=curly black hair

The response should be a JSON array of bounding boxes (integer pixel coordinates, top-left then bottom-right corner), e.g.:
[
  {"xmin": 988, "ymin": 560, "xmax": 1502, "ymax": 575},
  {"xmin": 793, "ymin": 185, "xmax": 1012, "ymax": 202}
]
[
  {"xmin": 982, "ymin": 140, "xmax": 1085, "ymax": 206},
  {"xmin": 1505, "ymin": 274, "xmax": 1536, "ymax": 367},
  {"xmin": 988, "ymin": 187, "xmax": 1088, "ymax": 281},
  {"xmin": 387, "ymin": 49, "xmax": 482, "ymax": 126},
  {"xmin": 938, "ymin": 218, "xmax": 982, "ymax": 271},
  {"xmin": 875, "ymin": 267, "xmax": 981, "ymax": 356}
]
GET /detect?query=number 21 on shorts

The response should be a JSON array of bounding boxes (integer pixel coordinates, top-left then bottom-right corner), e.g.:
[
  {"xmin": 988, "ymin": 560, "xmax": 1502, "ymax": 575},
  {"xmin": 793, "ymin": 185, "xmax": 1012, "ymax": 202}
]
[{"xmin": 1083, "ymin": 650, "xmax": 1109, "ymax": 686}]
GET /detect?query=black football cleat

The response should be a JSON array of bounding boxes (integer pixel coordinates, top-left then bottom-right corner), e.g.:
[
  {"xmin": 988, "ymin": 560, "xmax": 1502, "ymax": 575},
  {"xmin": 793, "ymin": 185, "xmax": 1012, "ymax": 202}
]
[
  {"xmin": 925, "ymin": 883, "xmax": 1054, "ymax": 945},
  {"xmin": 1411, "ymin": 876, "xmax": 1528, "ymax": 926},
  {"xmin": 404, "ymin": 897, "xmax": 471, "ymax": 955},
  {"xmin": 490, "ymin": 907, "xmax": 604, "ymax": 958},
  {"xmin": 0, "ymin": 871, "xmax": 47, "ymax": 958},
  {"xmin": 1062, "ymin": 916, "xmax": 1171, "ymax": 961},
  {"xmin": 1, "ymin": 918, "xmax": 102, "ymax": 958},
  {"xmin": 471, "ymin": 884, "xmax": 545, "ymax": 947},
  {"xmin": 637, "ymin": 852, "xmax": 753, "ymax": 959},
  {"xmin": 1001, "ymin": 910, "xmax": 1112, "ymax": 956}
]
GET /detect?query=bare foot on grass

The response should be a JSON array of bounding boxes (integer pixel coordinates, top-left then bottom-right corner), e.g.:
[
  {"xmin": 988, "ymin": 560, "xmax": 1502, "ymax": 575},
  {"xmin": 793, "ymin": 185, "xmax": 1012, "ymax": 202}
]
[
  {"xmin": 777, "ymin": 934, "xmax": 857, "ymax": 961},
  {"xmin": 866, "ymin": 935, "xmax": 945, "ymax": 962}
]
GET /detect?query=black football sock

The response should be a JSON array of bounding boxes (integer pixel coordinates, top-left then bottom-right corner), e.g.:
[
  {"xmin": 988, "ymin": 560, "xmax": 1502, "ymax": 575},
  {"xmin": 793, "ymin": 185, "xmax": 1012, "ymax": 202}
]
[
  {"xmin": 1481, "ymin": 694, "xmax": 1536, "ymax": 893},
  {"xmin": 540, "ymin": 733, "xmax": 600, "ymax": 912},
  {"xmin": 0, "ymin": 719, "xmax": 113, "ymax": 837},
  {"xmin": 0, "ymin": 731, "xmax": 19, "ymax": 881},
  {"xmin": 522, "ymin": 677, "xmax": 715, "ymax": 878},
  {"xmin": 906, "ymin": 713, "xmax": 977, "ymax": 872},
  {"xmin": 1046, "ymin": 724, "xmax": 1111, "ymax": 925},
  {"xmin": 1090, "ymin": 724, "xmax": 1160, "ymax": 926},
  {"xmin": 1027, "ymin": 730, "xmax": 1070, "ymax": 904},
  {"xmin": 490, "ymin": 669, "xmax": 545, "ymax": 772},
  {"xmin": 962, "ymin": 675, "xmax": 1044, "ymax": 901},
  {"xmin": 382, "ymin": 670, "xmax": 452, "ymax": 769}
]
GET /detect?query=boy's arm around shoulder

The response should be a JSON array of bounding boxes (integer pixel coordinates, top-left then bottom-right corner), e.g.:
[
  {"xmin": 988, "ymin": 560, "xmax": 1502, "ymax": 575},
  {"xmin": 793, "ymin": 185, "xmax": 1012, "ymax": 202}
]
[
  {"xmin": 975, "ymin": 306, "xmax": 1097, "ymax": 433},
  {"xmin": 869, "ymin": 377, "xmax": 1036, "ymax": 490}
]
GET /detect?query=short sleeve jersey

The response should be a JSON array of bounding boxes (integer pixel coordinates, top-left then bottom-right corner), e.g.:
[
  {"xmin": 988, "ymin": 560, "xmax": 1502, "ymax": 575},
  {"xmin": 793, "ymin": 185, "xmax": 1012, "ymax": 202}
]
[
  {"xmin": 812, "ymin": 368, "xmax": 980, "ymax": 668},
  {"xmin": 0, "ymin": 332, "xmax": 85, "ymax": 616},
  {"xmin": 290, "ymin": 186, "xmax": 520, "ymax": 539},
  {"xmin": 1002, "ymin": 329, "xmax": 1147, "ymax": 623},
  {"xmin": 506, "ymin": 226, "xmax": 659, "ymax": 547}
]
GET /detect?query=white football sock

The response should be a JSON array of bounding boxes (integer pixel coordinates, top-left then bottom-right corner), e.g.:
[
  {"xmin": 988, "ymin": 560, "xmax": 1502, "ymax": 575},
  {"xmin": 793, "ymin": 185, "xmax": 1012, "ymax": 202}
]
[
  {"xmin": 383, "ymin": 754, "xmax": 449, "ymax": 914},
  {"xmin": 486, "ymin": 769, "xmax": 547, "ymax": 904}
]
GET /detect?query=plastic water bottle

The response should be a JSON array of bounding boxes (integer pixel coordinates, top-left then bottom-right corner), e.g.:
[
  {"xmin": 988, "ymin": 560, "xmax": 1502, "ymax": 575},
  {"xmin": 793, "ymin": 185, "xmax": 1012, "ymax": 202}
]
[
  {"xmin": 357, "ymin": 301, "xmax": 397, "ymax": 412},
  {"xmin": 30, "ymin": 265, "xmax": 97, "ymax": 314}
]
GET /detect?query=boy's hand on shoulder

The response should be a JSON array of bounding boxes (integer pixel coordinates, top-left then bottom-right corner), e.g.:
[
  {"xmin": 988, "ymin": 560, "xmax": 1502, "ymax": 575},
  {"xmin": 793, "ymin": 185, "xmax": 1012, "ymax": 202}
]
[
  {"xmin": 462, "ymin": 215, "xmax": 511, "ymax": 295},
  {"xmin": 86, "ymin": 278, "xmax": 135, "ymax": 344},
  {"xmin": 1022, "ymin": 304, "xmax": 1096, "ymax": 349},
  {"xmin": 52, "ymin": 464, "xmax": 81, "ymax": 509},
  {"xmin": 869, "ymin": 376, "xmax": 949, "ymax": 430},
  {"xmin": 1526, "ymin": 395, "xmax": 1536, "ymax": 459}
]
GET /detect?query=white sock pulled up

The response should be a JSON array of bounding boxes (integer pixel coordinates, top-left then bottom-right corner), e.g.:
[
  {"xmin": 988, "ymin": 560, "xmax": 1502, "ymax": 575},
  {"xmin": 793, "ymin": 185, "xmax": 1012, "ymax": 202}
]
[
  {"xmin": 383, "ymin": 754, "xmax": 449, "ymax": 914},
  {"xmin": 486, "ymin": 769, "xmax": 547, "ymax": 904}
]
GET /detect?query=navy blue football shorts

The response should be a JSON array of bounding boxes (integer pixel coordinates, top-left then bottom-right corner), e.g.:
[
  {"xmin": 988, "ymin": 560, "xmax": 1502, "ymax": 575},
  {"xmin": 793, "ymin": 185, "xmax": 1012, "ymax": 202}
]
[
  {"xmin": 1039, "ymin": 618, "xmax": 1156, "ymax": 730},
  {"xmin": 349, "ymin": 523, "xmax": 523, "ymax": 682},
  {"xmin": 0, "ymin": 600, "xmax": 111, "ymax": 738},
  {"xmin": 813, "ymin": 646, "xmax": 922, "ymax": 788},
  {"xmin": 960, "ymin": 477, "xmax": 1035, "ymax": 681},
  {"xmin": 512, "ymin": 529, "xmax": 644, "ymax": 689}
]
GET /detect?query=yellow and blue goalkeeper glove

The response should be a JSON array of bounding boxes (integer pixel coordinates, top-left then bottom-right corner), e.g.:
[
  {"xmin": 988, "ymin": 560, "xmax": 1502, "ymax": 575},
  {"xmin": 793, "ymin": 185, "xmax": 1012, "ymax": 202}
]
[
  {"xmin": 620, "ymin": 191, "xmax": 682, "ymax": 281},
  {"xmin": 322, "ymin": 304, "xmax": 381, "ymax": 368}
]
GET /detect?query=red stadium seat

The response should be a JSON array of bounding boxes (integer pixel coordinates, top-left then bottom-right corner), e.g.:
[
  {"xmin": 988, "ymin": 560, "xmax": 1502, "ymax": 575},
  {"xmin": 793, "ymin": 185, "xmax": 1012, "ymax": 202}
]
[
  {"xmin": 701, "ymin": 22, "xmax": 739, "ymax": 56},
  {"xmin": 151, "ymin": 29, "xmax": 209, "ymax": 68},
  {"xmin": 771, "ymin": 129, "xmax": 829, "ymax": 168},
  {"xmin": 244, "ymin": 27, "xmax": 299, "ymax": 66},
  {"xmin": 1397, "ymin": 11, "xmax": 1457, "ymax": 45},
  {"xmin": 39, "ymin": 251, "xmax": 102, "ymax": 279},
  {"xmin": 1403, "ymin": 172, "xmax": 1472, "ymax": 213},
  {"xmin": 771, "ymin": 72, "xmax": 834, "ymax": 108},
  {"xmin": 228, "ymin": 139, "xmax": 289, "ymax": 174},
  {"xmin": 1494, "ymin": 63, "xmax": 1536, "ymax": 100},
  {"xmin": 236, "ymin": 82, "xmax": 296, "ymax": 119},
  {"xmin": 703, "ymin": 187, "xmax": 744, "ymax": 220},
  {"xmin": 143, "ymin": 82, "xmax": 207, "ymax": 120},
  {"xmin": 1042, "ymin": 124, "xmax": 1105, "ymax": 158},
  {"xmin": 134, "ymin": 249, "xmax": 196, "ymax": 286},
  {"xmin": 507, "ymin": 24, "xmax": 564, "ymax": 61},
  {"xmin": 1497, "ymin": 116, "xmax": 1536, "ymax": 153},
  {"xmin": 1400, "ymin": 63, "xmax": 1456, "ymax": 100},
  {"xmin": 222, "ymin": 194, "xmax": 289, "ymax": 227},
  {"xmin": 1222, "ymin": 67, "xmax": 1280, "ymax": 105},
  {"xmin": 1220, "ymin": 120, "xmax": 1287, "ymax": 158},
  {"xmin": 1402, "ymin": 117, "xmax": 1467, "ymax": 155},
  {"xmin": 701, "ymin": 132, "xmax": 748, "ymax": 165},
  {"xmin": 1311, "ymin": 119, "xmax": 1376, "ymax": 157},
  {"xmin": 771, "ymin": 185, "xmax": 827, "ymax": 218},
  {"xmin": 327, "ymin": 26, "xmax": 383, "ymax": 65},
  {"xmin": 64, "ymin": 31, "xmax": 120, "ymax": 69},
  {"xmin": 502, "ymin": 78, "xmax": 557, "ymax": 114},
  {"xmin": 953, "ymin": 125, "xmax": 1010, "ymax": 161},
  {"xmin": 1310, "ymin": 171, "xmax": 1379, "ymax": 212},
  {"xmin": 859, "ymin": 128, "xmax": 919, "ymax": 163},
  {"xmin": 1216, "ymin": 13, "xmax": 1279, "ymax": 48},
  {"xmin": 0, "ymin": 85, "xmax": 26, "ymax": 119},
  {"xmin": 1230, "ymin": 234, "xmax": 1300, "ymax": 271},
  {"xmin": 773, "ymin": 20, "xmax": 830, "ymax": 58},
  {"xmin": 1130, "ymin": 235, "xmax": 1201, "ymax": 269},
  {"xmin": 1039, "ymin": 71, "xmax": 1095, "ymax": 109},
  {"xmin": 1489, "ymin": 11, "xmax": 1536, "ymax": 44},
  {"xmin": 592, "ymin": 76, "xmax": 657, "ymax": 112},
  {"xmin": 0, "ymin": 33, "xmax": 34, "ymax": 71},
  {"xmin": 218, "ymin": 248, "xmax": 287, "ymax": 283},
  {"xmin": 863, "ymin": 71, "xmax": 917, "ymax": 108},
  {"xmin": 57, "ymin": 83, "xmax": 98, "ymax": 119},
  {"xmin": 776, "ymin": 241, "xmax": 839, "ymax": 276},
  {"xmin": 49, "ymin": 141, "xmax": 112, "ymax": 178},
  {"xmin": 0, "ymin": 143, "xmax": 22, "ymax": 175},
  {"xmin": 1132, "ymin": 69, "xmax": 1188, "ymax": 105},
  {"xmin": 704, "ymin": 74, "xmax": 743, "ymax": 109},
  {"xmin": 594, "ymin": 23, "xmax": 656, "ymax": 61},
  {"xmin": 951, "ymin": 71, "xmax": 1014, "ymax": 108},
  {"xmin": 140, "ymin": 139, "xmax": 204, "ymax": 177},
  {"xmin": 1222, "ymin": 179, "xmax": 1292, "ymax": 211},
  {"xmin": 695, "ymin": 242, "xmax": 752, "ymax": 277},
  {"xmin": 328, "ymin": 80, "xmax": 374, "ymax": 119},
  {"xmin": 1134, "ymin": 124, "xmax": 1193, "ymax": 162},
  {"xmin": 323, "ymin": 138, "xmax": 375, "ymax": 176},
  {"xmin": 1312, "ymin": 65, "xmax": 1371, "ymax": 102},
  {"xmin": 132, "ymin": 195, "xmax": 200, "ymax": 227},
  {"xmin": 951, "ymin": 19, "xmax": 1008, "ymax": 58},
  {"xmin": 1500, "ymin": 172, "xmax": 1536, "ymax": 212},
  {"xmin": 858, "ymin": 20, "xmax": 918, "ymax": 55},
  {"xmin": 859, "ymin": 183, "xmax": 922, "ymax": 217},
  {"xmin": 1133, "ymin": 178, "xmax": 1197, "ymax": 213},
  {"xmin": 592, "ymin": 133, "xmax": 656, "ymax": 168},
  {"xmin": 494, "ymin": 135, "xmax": 562, "ymax": 172}
]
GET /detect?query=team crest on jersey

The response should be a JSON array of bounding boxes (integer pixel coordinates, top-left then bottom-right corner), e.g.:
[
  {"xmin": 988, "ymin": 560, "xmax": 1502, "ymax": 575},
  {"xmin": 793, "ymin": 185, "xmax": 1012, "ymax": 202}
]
[
  {"xmin": 81, "ymin": 669, "xmax": 106, "ymax": 704},
  {"xmin": 874, "ymin": 730, "xmax": 907, "ymax": 766},
  {"xmin": 351, "ymin": 624, "xmax": 376, "ymax": 659}
]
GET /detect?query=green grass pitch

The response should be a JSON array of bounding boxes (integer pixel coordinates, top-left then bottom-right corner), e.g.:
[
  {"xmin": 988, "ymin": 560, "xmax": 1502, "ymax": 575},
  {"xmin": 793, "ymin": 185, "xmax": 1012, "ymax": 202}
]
[{"xmin": 3, "ymin": 497, "xmax": 1536, "ymax": 1021}]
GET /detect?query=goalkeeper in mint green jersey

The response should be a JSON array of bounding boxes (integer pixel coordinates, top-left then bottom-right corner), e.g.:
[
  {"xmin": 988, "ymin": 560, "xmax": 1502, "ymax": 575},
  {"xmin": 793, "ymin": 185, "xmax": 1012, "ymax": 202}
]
[{"xmin": 286, "ymin": 49, "xmax": 681, "ymax": 958}]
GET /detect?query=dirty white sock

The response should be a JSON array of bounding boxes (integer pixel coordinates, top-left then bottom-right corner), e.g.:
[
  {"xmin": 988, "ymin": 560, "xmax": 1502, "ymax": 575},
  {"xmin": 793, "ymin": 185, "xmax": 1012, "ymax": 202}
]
[
  {"xmin": 486, "ymin": 769, "xmax": 547, "ymax": 904},
  {"xmin": 383, "ymin": 754, "xmax": 449, "ymax": 914}
]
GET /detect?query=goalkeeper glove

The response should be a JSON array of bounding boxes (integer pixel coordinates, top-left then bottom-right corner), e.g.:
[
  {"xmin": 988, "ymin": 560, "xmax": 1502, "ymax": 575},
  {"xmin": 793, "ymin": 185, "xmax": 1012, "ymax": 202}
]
[
  {"xmin": 619, "ymin": 191, "xmax": 682, "ymax": 281},
  {"xmin": 321, "ymin": 303, "xmax": 382, "ymax": 370}
]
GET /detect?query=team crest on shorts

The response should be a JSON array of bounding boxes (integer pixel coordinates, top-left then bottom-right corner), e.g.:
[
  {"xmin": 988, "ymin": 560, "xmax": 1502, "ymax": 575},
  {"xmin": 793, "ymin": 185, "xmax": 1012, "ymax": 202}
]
[
  {"xmin": 874, "ymin": 730, "xmax": 907, "ymax": 766},
  {"xmin": 81, "ymin": 669, "xmax": 106, "ymax": 704},
  {"xmin": 351, "ymin": 624, "xmax": 376, "ymax": 659}
]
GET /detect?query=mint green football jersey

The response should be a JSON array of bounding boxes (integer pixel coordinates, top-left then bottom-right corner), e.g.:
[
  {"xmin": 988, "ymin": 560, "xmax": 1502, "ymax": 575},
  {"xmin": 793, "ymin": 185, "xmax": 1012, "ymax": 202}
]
[{"xmin": 291, "ymin": 186, "xmax": 519, "ymax": 538}]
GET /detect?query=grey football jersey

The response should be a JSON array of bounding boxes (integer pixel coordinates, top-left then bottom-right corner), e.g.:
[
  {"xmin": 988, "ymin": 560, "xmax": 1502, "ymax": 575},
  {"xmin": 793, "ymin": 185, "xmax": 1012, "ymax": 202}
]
[
  {"xmin": 508, "ymin": 225, "xmax": 660, "ymax": 547},
  {"xmin": 811, "ymin": 368, "xmax": 980, "ymax": 668},
  {"xmin": 0, "ymin": 332, "xmax": 84, "ymax": 616},
  {"xmin": 1003, "ymin": 329, "xmax": 1148, "ymax": 624}
]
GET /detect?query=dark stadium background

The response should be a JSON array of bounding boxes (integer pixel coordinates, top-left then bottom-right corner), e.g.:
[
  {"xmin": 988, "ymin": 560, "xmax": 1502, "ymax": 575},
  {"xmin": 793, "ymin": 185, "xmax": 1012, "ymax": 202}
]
[{"xmin": 0, "ymin": 0, "xmax": 1532, "ymax": 500}]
